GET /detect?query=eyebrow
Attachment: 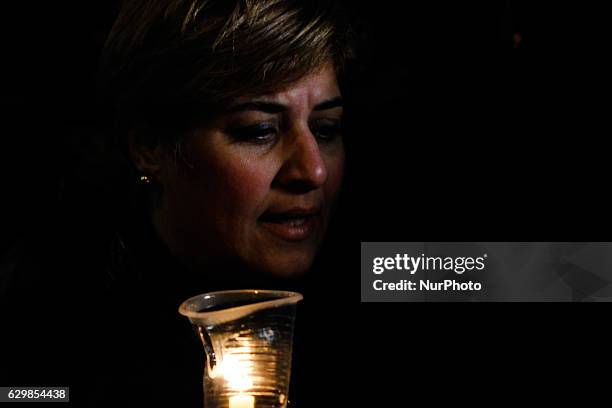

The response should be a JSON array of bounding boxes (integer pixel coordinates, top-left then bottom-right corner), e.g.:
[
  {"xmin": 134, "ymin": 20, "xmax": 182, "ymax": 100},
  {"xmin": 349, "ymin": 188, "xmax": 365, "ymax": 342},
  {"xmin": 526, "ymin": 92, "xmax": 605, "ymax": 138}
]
[{"xmin": 225, "ymin": 96, "xmax": 343, "ymax": 114}]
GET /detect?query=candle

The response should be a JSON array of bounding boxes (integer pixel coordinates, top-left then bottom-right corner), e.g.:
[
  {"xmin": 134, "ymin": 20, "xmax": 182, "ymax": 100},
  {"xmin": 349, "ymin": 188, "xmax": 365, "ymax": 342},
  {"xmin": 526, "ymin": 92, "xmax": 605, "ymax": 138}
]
[
  {"xmin": 180, "ymin": 290, "xmax": 302, "ymax": 408},
  {"xmin": 229, "ymin": 394, "xmax": 255, "ymax": 408}
]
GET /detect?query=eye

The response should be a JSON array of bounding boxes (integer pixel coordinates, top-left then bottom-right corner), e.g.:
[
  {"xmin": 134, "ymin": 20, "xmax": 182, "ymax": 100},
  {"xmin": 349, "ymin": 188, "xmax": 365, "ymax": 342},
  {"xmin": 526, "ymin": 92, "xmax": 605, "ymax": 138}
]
[
  {"xmin": 310, "ymin": 118, "xmax": 342, "ymax": 141},
  {"xmin": 229, "ymin": 123, "xmax": 278, "ymax": 145}
]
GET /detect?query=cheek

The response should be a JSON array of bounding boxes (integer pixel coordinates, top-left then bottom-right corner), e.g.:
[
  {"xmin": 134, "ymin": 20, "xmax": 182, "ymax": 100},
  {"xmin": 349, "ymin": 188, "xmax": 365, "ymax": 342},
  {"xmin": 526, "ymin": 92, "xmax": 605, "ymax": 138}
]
[{"xmin": 196, "ymin": 152, "xmax": 276, "ymax": 217}]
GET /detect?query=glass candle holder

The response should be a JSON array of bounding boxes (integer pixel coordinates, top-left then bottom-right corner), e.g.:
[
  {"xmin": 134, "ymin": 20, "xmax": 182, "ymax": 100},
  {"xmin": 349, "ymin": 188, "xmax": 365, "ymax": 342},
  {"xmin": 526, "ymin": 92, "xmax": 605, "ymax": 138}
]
[{"xmin": 179, "ymin": 290, "xmax": 303, "ymax": 408}]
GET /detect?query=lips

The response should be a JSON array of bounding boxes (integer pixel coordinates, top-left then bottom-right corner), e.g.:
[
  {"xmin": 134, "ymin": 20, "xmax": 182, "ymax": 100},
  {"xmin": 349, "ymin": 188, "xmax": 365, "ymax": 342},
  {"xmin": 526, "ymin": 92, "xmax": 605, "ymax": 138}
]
[{"xmin": 258, "ymin": 207, "xmax": 321, "ymax": 241}]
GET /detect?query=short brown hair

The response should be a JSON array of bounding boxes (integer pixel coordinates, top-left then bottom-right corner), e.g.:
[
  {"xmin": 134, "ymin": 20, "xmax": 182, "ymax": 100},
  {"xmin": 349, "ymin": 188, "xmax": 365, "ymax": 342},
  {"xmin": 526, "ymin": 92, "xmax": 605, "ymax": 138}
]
[{"xmin": 98, "ymin": 0, "xmax": 356, "ymax": 134}]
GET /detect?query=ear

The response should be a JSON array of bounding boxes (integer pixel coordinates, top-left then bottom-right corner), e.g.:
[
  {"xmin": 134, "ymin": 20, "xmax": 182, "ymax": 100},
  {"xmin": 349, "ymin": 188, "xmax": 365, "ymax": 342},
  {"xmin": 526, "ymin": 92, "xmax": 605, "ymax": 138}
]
[{"xmin": 127, "ymin": 130, "xmax": 165, "ymax": 179}]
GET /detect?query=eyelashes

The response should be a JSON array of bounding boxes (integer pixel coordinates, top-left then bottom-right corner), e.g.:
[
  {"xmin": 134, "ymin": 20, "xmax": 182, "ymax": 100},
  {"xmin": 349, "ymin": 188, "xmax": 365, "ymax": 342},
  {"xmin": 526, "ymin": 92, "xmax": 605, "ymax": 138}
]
[
  {"xmin": 310, "ymin": 118, "xmax": 342, "ymax": 141},
  {"xmin": 228, "ymin": 119, "xmax": 342, "ymax": 145},
  {"xmin": 229, "ymin": 123, "xmax": 278, "ymax": 145}
]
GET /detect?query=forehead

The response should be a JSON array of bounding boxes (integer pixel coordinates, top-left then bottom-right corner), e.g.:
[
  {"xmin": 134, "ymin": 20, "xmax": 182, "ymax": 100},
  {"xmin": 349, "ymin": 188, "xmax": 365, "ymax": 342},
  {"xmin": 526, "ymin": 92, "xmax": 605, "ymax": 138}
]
[{"xmin": 235, "ymin": 64, "xmax": 340, "ymax": 108}]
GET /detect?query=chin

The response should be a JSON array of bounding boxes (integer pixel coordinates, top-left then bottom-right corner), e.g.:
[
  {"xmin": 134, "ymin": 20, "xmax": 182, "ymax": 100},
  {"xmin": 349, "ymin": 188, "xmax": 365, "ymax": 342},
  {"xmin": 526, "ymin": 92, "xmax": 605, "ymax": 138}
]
[{"xmin": 255, "ymin": 251, "xmax": 315, "ymax": 278}]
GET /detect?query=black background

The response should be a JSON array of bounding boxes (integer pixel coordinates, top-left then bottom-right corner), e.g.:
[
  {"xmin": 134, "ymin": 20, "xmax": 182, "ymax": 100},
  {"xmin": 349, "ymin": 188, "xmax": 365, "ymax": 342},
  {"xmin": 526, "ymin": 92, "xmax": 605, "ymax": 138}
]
[{"xmin": 1, "ymin": 1, "xmax": 610, "ymax": 406}]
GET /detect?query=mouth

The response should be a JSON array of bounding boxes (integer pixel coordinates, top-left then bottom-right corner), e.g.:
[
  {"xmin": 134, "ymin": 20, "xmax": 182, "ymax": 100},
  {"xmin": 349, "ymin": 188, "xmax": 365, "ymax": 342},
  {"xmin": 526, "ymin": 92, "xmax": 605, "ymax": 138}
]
[{"xmin": 258, "ymin": 207, "xmax": 321, "ymax": 242}]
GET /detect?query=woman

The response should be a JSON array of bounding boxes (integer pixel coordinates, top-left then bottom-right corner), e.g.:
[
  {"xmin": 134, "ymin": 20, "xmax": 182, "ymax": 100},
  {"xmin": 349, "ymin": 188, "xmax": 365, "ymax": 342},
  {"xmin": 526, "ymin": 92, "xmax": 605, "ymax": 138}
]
[
  {"xmin": 1, "ymin": 0, "xmax": 357, "ymax": 406},
  {"xmin": 99, "ymin": 0, "xmax": 354, "ymax": 279}
]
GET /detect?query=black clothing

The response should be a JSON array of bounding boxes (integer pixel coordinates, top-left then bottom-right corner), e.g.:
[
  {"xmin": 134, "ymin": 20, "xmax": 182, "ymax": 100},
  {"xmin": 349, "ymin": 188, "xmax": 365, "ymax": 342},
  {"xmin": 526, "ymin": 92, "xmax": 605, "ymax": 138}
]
[{"xmin": 1, "ymin": 202, "xmax": 207, "ymax": 407}]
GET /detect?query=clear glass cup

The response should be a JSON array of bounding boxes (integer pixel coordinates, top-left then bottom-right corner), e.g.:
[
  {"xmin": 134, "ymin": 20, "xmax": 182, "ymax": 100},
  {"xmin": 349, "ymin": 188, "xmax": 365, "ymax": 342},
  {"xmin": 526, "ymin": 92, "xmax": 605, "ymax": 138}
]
[{"xmin": 179, "ymin": 290, "xmax": 303, "ymax": 408}]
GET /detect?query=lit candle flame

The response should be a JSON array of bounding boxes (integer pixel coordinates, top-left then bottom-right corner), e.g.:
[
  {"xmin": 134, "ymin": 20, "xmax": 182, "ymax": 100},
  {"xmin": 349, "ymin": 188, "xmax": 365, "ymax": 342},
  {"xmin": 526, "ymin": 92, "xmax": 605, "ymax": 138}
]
[
  {"xmin": 216, "ymin": 352, "xmax": 255, "ymax": 408},
  {"xmin": 217, "ymin": 353, "xmax": 253, "ymax": 390}
]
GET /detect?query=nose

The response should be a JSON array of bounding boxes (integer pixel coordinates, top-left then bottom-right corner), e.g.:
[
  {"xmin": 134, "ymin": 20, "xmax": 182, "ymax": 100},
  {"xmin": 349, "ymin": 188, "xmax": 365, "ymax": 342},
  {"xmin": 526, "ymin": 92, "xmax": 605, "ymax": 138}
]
[{"xmin": 274, "ymin": 125, "xmax": 328, "ymax": 193}]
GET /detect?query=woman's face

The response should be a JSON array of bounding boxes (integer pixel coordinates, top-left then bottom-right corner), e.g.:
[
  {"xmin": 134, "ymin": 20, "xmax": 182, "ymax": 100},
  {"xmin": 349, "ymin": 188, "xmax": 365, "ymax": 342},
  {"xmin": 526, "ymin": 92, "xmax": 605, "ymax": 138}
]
[{"xmin": 155, "ymin": 63, "xmax": 344, "ymax": 277}]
